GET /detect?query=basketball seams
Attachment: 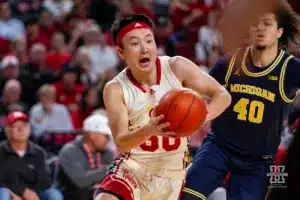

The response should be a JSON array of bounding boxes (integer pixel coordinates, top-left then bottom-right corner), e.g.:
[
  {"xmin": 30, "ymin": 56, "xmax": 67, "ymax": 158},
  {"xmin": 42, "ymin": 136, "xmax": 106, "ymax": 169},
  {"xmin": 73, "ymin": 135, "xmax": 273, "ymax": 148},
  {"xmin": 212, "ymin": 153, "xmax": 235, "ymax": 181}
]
[
  {"xmin": 156, "ymin": 89, "xmax": 207, "ymax": 137},
  {"xmin": 164, "ymin": 90, "xmax": 187, "ymax": 122},
  {"xmin": 174, "ymin": 92, "xmax": 196, "ymax": 132}
]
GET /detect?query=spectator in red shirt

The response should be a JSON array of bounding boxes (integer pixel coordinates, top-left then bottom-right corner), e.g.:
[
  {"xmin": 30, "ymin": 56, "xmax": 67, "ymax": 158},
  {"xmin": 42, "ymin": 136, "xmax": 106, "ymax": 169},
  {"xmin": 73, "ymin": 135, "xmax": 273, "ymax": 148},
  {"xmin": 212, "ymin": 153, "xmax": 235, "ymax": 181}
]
[
  {"xmin": 132, "ymin": 0, "xmax": 155, "ymax": 21},
  {"xmin": 46, "ymin": 32, "xmax": 72, "ymax": 71},
  {"xmin": 25, "ymin": 16, "xmax": 50, "ymax": 50},
  {"xmin": 39, "ymin": 9, "xmax": 57, "ymax": 43},
  {"xmin": 0, "ymin": 36, "xmax": 10, "ymax": 58},
  {"xmin": 170, "ymin": 0, "xmax": 209, "ymax": 32},
  {"xmin": 54, "ymin": 64, "xmax": 84, "ymax": 113}
]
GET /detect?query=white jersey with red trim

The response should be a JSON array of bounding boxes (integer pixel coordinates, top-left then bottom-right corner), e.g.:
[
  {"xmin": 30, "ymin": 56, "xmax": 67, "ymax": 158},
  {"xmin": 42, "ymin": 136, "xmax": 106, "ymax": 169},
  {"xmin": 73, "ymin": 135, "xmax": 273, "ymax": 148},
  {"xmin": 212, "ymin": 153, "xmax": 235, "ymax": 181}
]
[{"xmin": 114, "ymin": 56, "xmax": 188, "ymax": 171}]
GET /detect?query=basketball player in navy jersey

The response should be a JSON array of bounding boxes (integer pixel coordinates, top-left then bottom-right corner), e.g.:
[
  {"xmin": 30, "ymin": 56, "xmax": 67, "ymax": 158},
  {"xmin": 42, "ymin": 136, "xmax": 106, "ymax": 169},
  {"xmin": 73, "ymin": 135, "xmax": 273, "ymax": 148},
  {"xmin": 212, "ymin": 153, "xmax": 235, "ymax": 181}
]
[{"xmin": 180, "ymin": 0, "xmax": 300, "ymax": 200}]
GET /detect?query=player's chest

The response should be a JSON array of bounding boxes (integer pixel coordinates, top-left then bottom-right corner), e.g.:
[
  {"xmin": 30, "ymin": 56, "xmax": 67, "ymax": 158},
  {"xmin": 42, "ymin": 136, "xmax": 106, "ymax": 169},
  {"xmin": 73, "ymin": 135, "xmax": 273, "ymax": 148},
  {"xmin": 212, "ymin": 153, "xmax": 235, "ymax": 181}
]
[
  {"xmin": 227, "ymin": 68, "xmax": 281, "ymax": 100},
  {"xmin": 128, "ymin": 86, "xmax": 172, "ymax": 119}
]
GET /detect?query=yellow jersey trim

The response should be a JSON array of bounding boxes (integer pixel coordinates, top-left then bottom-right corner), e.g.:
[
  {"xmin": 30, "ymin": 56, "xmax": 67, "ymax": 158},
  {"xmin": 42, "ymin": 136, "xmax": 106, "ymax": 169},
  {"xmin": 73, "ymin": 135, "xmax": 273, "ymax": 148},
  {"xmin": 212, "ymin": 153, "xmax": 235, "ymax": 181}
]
[
  {"xmin": 241, "ymin": 47, "xmax": 284, "ymax": 77},
  {"xmin": 225, "ymin": 48, "xmax": 240, "ymax": 86},
  {"xmin": 279, "ymin": 55, "xmax": 295, "ymax": 103},
  {"xmin": 182, "ymin": 187, "xmax": 207, "ymax": 200}
]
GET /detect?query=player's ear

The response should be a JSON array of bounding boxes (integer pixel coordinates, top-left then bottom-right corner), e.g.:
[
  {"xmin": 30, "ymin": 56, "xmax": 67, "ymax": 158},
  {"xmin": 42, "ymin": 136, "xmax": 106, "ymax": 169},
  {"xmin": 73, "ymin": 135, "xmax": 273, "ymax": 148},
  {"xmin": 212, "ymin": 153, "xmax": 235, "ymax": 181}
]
[
  {"xmin": 277, "ymin": 27, "xmax": 283, "ymax": 39},
  {"xmin": 116, "ymin": 46, "xmax": 125, "ymax": 60}
]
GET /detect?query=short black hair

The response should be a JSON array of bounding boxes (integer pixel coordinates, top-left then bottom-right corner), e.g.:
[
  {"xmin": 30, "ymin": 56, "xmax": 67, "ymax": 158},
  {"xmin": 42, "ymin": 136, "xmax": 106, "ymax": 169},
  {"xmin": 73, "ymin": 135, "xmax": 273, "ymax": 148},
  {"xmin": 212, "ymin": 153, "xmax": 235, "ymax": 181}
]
[
  {"xmin": 110, "ymin": 14, "xmax": 155, "ymax": 47},
  {"xmin": 25, "ymin": 16, "xmax": 39, "ymax": 27}
]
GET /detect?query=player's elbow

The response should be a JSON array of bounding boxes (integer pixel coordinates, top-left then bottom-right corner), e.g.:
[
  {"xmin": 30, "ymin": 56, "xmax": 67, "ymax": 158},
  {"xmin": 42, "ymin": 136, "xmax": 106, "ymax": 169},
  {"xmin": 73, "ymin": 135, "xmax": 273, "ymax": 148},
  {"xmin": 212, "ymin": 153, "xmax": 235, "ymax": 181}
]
[
  {"xmin": 116, "ymin": 145, "xmax": 129, "ymax": 154},
  {"xmin": 115, "ymin": 142, "xmax": 131, "ymax": 153},
  {"xmin": 114, "ymin": 137, "xmax": 131, "ymax": 153},
  {"xmin": 217, "ymin": 87, "xmax": 231, "ymax": 109},
  {"xmin": 223, "ymin": 89, "xmax": 232, "ymax": 108}
]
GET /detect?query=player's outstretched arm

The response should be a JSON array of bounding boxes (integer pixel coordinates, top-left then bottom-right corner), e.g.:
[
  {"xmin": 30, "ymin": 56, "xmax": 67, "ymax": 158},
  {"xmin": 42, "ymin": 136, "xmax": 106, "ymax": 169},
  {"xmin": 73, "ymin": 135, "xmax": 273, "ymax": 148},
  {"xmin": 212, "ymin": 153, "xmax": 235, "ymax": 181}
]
[
  {"xmin": 103, "ymin": 81, "xmax": 174, "ymax": 153},
  {"xmin": 169, "ymin": 56, "xmax": 231, "ymax": 121}
]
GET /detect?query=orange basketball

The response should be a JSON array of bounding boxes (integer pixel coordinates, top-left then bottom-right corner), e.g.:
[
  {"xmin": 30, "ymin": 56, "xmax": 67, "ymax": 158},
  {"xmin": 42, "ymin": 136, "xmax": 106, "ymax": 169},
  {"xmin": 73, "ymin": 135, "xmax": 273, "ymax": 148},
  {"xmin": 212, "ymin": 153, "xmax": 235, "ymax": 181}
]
[{"xmin": 155, "ymin": 88, "xmax": 208, "ymax": 137}]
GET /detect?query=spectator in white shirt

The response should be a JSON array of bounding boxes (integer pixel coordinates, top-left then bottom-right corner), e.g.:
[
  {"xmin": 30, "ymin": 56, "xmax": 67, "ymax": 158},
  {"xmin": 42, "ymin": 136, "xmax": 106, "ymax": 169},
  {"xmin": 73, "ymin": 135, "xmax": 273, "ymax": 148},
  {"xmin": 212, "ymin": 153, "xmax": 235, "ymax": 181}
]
[
  {"xmin": 79, "ymin": 23, "xmax": 119, "ymax": 83},
  {"xmin": 43, "ymin": 0, "xmax": 74, "ymax": 22},
  {"xmin": 29, "ymin": 84, "xmax": 74, "ymax": 139},
  {"xmin": 195, "ymin": 11, "xmax": 222, "ymax": 63},
  {"xmin": 0, "ymin": 2, "xmax": 25, "ymax": 40}
]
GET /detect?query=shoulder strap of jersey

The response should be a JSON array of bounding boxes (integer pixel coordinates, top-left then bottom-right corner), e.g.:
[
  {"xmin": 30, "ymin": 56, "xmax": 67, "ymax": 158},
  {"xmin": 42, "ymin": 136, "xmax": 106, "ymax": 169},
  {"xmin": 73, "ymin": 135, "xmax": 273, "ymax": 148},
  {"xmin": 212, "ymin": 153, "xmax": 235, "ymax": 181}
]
[
  {"xmin": 114, "ymin": 70, "xmax": 131, "ymax": 108},
  {"xmin": 225, "ymin": 48, "xmax": 243, "ymax": 87},
  {"xmin": 279, "ymin": 55, "xmax": 295, "ymax": 103},
  {"xmin": 159, "ymin": 56, "xmax": 182, "ymax": 88}
]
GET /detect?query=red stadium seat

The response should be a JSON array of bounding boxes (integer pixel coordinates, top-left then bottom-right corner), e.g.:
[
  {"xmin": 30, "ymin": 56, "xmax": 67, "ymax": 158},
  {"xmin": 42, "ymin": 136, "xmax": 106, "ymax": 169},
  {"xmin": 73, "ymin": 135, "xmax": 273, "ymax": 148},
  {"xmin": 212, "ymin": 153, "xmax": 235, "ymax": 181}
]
[{"xmin": 39, "ymin": 131, "xmax": 82, "ymax": 154}]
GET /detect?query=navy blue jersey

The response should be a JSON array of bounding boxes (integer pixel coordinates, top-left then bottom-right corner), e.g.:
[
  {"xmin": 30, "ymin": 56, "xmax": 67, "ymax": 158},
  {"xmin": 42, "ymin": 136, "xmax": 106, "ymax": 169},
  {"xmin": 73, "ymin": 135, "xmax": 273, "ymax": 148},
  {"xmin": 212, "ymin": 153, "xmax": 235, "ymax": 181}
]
[{"xmin": 209, "ymin": 47, "xmax": 300, "ymax": 157}]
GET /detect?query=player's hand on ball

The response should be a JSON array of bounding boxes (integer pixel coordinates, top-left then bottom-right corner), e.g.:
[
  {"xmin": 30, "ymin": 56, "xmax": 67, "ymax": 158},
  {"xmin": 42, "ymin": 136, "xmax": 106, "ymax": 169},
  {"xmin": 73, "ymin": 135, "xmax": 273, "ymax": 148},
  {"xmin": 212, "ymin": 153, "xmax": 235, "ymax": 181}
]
[{"xmin": 147, "ymin": 114, "xmax": 175, "ymax": 136}]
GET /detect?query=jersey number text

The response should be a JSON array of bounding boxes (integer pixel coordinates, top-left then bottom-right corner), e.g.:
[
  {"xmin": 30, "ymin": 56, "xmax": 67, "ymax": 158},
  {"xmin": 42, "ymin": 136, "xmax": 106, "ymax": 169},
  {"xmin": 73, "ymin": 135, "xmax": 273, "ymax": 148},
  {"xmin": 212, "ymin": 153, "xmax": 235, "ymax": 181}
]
[
  {"xmin": 140, "ymin": 136, "xmax": 181, "ymax": 152},
  {"xmin": 233, "ymin": 98, "xmax": 265, "ymax": 124}
]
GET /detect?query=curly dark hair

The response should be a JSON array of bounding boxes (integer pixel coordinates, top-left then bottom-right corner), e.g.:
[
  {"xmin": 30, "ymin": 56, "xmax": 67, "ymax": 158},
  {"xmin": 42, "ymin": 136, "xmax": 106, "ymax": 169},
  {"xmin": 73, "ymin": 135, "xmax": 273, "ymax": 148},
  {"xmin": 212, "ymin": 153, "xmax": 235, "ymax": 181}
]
[{"xmin": 275, "ymin": 0, "xmax": 300, "ymax": 48}]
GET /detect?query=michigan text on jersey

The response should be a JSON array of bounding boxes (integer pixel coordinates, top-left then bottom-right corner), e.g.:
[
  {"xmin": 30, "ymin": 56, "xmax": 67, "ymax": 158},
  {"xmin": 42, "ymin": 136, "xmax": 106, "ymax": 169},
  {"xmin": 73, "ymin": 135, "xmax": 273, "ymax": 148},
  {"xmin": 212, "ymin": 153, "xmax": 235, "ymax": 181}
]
[{"xmin": 230, "ymin": 84, "xmax": 275, "ymax": 102}]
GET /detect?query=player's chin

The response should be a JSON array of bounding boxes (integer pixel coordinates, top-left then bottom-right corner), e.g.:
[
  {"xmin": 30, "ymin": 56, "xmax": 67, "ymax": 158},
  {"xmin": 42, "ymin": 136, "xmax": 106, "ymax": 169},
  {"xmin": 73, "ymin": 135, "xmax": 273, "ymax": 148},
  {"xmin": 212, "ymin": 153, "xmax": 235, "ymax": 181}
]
[
  {"xmin": 137, "ymin": 61, "xmax": 153, "ymax": 71},
  {"xmin": 254, "ymin": 43, "xmax": 267, "ymax": 50}
]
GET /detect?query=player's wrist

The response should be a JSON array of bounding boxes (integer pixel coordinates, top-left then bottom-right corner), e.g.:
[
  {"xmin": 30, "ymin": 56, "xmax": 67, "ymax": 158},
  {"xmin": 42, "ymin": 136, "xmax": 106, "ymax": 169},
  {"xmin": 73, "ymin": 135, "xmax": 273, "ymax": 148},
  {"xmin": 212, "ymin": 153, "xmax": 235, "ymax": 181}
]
[{"xmin": 142, "ymin": 123, "xmax": 154, "ymax": 137}]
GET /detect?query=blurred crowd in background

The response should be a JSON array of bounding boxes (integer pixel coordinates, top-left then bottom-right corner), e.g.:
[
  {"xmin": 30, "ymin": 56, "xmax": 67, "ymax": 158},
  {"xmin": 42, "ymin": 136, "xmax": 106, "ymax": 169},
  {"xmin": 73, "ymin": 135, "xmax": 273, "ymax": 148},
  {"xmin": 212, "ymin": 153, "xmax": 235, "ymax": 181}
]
[{"xmin": 0, "ymin": 0, "xmax": 300, "ymax": 200}]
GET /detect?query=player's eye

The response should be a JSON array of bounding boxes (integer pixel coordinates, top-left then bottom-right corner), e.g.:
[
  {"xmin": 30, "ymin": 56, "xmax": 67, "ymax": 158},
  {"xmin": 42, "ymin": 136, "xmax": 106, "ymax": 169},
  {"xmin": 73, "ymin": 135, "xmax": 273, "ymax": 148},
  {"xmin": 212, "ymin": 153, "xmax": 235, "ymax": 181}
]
[
  {"xmin": 147, "ymin": 39, "xmax": 153, "ymax": 44},
  {"xmin": 264, "ymin": 21, "xmax": 272, "ymax": 26},
  {"xmin": 131, "ymin": 42, "xmax": 139, "ymax": 46}
]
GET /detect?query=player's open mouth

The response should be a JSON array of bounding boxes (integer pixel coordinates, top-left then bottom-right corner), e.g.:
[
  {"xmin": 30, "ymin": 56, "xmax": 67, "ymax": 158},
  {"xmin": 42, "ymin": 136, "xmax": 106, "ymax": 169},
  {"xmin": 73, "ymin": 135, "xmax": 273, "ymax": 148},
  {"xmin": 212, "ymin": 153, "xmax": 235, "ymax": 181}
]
[
  {"xmin": 257, "ymin": 33, "xmax": 265, "ymax": 38},
  {"xmin": 139, "ymin": 58, "xmax": 150, "ymax": 67}
]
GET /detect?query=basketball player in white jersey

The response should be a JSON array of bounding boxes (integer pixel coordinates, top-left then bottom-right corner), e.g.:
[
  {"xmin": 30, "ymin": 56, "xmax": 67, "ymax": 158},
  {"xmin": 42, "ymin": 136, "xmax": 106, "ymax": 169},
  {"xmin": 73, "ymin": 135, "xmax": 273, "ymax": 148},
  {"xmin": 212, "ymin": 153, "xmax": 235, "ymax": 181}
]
[{"xmin": 94, "ymin": 14, "xmax": 231, "ymax": 200}]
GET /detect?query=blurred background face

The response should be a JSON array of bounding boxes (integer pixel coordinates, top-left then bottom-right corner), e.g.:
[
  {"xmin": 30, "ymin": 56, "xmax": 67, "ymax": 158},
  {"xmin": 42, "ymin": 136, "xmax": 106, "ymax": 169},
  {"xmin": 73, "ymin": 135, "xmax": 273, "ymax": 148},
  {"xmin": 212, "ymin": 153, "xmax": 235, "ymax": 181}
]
[
  {"xmin": 1, "ymin": 65, "xmax": 19, "ymax": 80},
  {"xmin": 40, "ymin": 90, "xmax": 56, "ymax": 106},
  {"xmin": 74, "ymin": 50, "xmax": 91, "ymax": 70},
  {"xmin": 119, "ymin": 0, "xmax": 134, "ymax": 16},
  {"xmin": 90, "ymin": 133, "xmax": 109, "ymax": 150},
  {"xmin": 63, "ymin": 72, "xmax": 77, "ymax": 86},
  {"xmin": 0, "ymin": 3, "xmax": 11, "ymax": 20},
  {"xmin": 249, "ymin": 13, "xmax": 283, "ymax": 50},
  {"xmin": 3, "ymin": 82, "xmax": 21, "ymax": 104},
  {"xmin": 6, "ymin": 121, "xmax": 30, "ymax": 143},
  {"xmin": 40, "ymin": 9, "xmax": 54, "ymax": 27},
  {"xmin": 14, "ymin": 38, "xmax": 27, "ymax": 53},
  {"xmin": 85, "ymin": 88, "xmax": 99, "ymax": 108},
  {"xmin": 84, "ymin": 29, "xmax": 104, "ymax": 45},
  {"xmin": 75, "ymin": 4, "xmax": 88, "ymax": 18},
  {"xmin": 51, "ymin": 32, "xmax": 65, "ymax": 50},
  {"xmin": 30, "ymin": 44, "xmax": 46, "ymax": 64},
  {"xmin": 27, "ymin": 22, "xmax": 39, "ymax": 35}
]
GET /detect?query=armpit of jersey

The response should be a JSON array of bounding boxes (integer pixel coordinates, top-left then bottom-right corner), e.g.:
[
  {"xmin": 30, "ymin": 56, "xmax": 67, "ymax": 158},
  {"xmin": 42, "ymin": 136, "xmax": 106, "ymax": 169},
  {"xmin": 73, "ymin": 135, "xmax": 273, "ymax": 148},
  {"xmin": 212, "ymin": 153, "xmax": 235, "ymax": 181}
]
[
  {"xmin": 209, "ymin": 53, "xmax": 232, "ymax": 86},
  {"xmin": 285, "ymin": 57, "xmax": 300, "ymax": 87},
  {"xmin": 282, "ymin": 57, "xmax": 300, "ymax": 102}
]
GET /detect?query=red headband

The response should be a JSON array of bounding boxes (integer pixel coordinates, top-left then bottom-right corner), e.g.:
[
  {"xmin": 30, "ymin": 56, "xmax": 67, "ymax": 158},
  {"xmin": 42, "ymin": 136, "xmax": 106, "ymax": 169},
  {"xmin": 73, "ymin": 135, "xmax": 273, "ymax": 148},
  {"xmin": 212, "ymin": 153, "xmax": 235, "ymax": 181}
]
[{"xmin": 116, "ymin": 21, "xmax": 152, "ymax": 47}]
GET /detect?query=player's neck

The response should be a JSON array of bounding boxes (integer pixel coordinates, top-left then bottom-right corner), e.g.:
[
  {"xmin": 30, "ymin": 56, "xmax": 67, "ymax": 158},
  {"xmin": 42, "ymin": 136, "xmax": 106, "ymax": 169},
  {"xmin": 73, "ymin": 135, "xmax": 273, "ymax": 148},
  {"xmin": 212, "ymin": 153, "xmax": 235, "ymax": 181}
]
[
  {"xmin": 250, "ymin": 45, "xmax": 278, "ymax": 68},
  {"xmin": 130, "ymin": 65, "xmax": 157, "ymax": 88}
]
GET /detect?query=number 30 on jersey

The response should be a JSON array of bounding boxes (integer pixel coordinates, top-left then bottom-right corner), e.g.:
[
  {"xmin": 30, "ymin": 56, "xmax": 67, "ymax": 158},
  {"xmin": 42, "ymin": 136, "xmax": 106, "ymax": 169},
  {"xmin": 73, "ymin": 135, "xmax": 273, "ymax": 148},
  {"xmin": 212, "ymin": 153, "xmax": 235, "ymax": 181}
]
[
  {"xmin": 233, "ymin": 98, "xmax": 265, "ymax": 124},
  {"xmin": 140, "ymin": 136, "xmax": 181, "ymax": 152}
]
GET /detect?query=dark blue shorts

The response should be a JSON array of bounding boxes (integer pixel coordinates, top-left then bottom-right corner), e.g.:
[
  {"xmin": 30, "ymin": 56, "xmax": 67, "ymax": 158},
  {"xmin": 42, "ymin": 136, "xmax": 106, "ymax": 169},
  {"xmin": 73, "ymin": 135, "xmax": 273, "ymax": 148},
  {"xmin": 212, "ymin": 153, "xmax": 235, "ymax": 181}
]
[{"xmin": 180, "ymin": 134, "xmax": 274, "ymax": 200}]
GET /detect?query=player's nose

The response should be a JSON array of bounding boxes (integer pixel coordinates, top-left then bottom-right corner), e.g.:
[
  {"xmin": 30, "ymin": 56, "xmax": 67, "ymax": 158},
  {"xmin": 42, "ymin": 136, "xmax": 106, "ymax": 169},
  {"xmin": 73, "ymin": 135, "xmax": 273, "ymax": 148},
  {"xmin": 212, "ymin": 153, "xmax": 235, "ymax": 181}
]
[
  {"xmin": 140, "ymin": 41, "xmax": 149, "ymax": 54},
  {"xmin": 257, "ymin": 22, "xmax": 265, "ymax": 31}
]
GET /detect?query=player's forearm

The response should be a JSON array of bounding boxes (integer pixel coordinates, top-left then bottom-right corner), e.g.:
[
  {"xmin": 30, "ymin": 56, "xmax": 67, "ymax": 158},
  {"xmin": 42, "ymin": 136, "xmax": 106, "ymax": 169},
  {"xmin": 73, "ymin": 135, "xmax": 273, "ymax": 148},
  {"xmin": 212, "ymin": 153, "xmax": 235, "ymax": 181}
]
[
  {"xmin": 116, "ymin": 126, "xmax": 151, "ymax": 153},
  {"xmin": 206, "ymin": 89, "xmax": 231, "ymax": 121}
]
